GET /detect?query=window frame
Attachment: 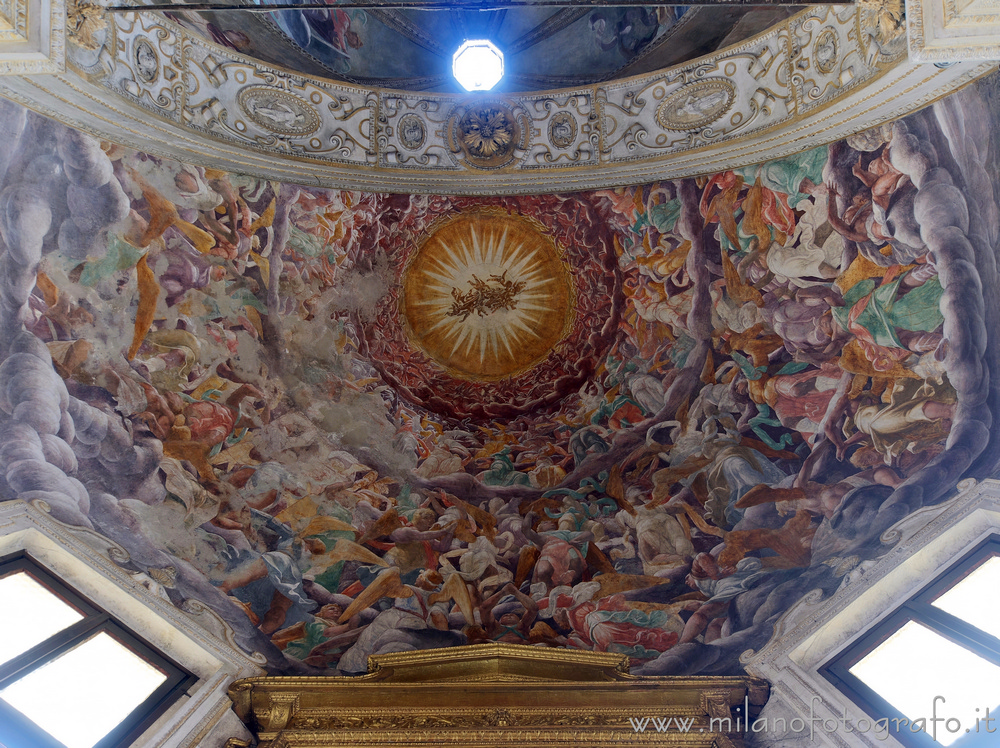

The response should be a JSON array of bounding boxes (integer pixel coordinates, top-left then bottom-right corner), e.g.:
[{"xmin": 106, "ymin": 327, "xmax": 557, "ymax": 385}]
[
  {"xmin": 821, "ymin": 535, "xmax": 1000, "ymax": 748},
  {"xmin": 0, "ymin": 552, "xmax": 198, "ymax": 748}
]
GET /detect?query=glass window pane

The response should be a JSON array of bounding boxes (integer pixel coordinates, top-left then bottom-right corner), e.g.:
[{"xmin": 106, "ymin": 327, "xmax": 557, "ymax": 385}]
[
  {"xmin": 850, "ymin": 621, "xmax": 1000, "ymax": 746},
  {"xmin": 0, "ymin": 632, "xmax": 168, "ymax": 748},
  {"xmin": 932, "ymin": 556, "xmax": 1000, "ymax": 640},
  {"xmin": 0, "ymin": 572, "xmax": 83, "ymax": 666}
]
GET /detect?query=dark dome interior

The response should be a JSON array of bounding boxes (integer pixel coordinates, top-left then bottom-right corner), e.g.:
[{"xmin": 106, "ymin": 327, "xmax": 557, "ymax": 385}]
[{"xmin": 166, "ymin": 4, "xmax": 797, "ymax": 91}]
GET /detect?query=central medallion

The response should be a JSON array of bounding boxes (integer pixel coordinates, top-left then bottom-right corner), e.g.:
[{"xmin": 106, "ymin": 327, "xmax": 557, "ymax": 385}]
[
  {"xmin": 447, "ymin": 101, "xmax": 525, "ymax": 170},
  {"xmin": 363, "ymin": 194, "xmax": 620, "ymax": 422},
  {"xmin": 401, "ymin": 213, "xmax": 574, "ymax": 381}
]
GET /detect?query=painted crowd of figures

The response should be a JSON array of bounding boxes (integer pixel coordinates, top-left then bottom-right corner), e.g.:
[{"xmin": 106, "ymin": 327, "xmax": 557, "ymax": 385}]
[{"xmin": 0, "ymin": 79, "xmax": 995, "ymax": 675}]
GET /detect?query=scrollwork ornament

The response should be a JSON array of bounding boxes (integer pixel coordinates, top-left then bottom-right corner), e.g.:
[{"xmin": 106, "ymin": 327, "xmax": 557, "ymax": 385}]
[
  {"xmin": 548, "ymin": 111, "xmax": 577, "ymax": 149},
  {"xmin": 258, "ymin": 693, "xmax": 300, "ymax": 732},
  {"xmin": 107, "ymin": 545, "xmax": 131, "ymax": 564},
  {"xmin": 397, "ymin": 113, "xmax": 426, "ymax": 150},
  {"xmin": 957, "ymin": 477, "xmax": 978, "ymax": 492},
  {"xmin": 28, "ymin": 499, "xmax": 52, "ymax": 514},
  {"xmin": 181, "ymin": 597, "xmax": 268, "ymax": 664}
]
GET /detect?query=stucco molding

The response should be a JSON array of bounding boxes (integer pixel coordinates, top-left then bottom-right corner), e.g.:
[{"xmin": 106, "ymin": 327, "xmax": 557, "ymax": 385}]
[
  {"xmin": 0, "ymin": 0, "xmax": 64, "ymax": 75},
  {"xmin": 908, "ymin": 0, "xmax": 1000, "ymax": 62},
  {"xmin": 0, "ymin": 4, "xmax": 993, "ymax": 193},
  {"xmin": 741, "ymin": 478, "xmax": 1000, "ymax": 748},
  {"xmin": 0, "ymin": 498, "xmax": 264, "ymax": 748}
]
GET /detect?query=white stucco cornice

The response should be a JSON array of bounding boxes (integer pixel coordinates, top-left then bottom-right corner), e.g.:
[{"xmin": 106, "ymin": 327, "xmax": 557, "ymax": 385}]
[
  {"xmin": 908, "ymin": 0, "xmax": 1000, "ymax": 62},
  {"xmin": 0, "ymin": 1, "xmax": 995, "ymax": 193},
  {"xmin": 0, "ymin": 0, "xmax": 64, "ymax": 74}
]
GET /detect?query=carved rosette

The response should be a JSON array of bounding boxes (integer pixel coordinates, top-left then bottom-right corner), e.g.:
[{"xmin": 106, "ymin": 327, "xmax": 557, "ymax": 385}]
[{"xmin": 447, "ymin": 99, "xmax": 528, "ymax": 170}]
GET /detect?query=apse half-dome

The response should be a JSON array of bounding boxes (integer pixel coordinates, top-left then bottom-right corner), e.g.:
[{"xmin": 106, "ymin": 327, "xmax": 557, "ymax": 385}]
[{"xmin": 363, "ymin": 195, "xmax": 623, "ymax": 422}]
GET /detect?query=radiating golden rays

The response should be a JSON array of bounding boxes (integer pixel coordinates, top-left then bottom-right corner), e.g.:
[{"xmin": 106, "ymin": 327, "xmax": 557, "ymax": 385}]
[{"xmin": 402, "ymin": 213, "xmax": 574, "ymax": 380}]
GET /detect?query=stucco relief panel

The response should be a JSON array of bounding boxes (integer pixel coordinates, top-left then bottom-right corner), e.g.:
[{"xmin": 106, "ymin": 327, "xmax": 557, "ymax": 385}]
[
  {"xmin": 45, "ymin": 4, "xmax": 971, "ymax": 187},
  {"xmin": 378, "ymin": 92, "xmax": 596, "ymax": 171},
  {"xmin": 107, "ymin": 14, "xmax": 182, "ymax": 119},
  {"xmin": 181, "ymin": 33, "xmax": 375, "ymax": 165},
  {"xmin": 378, "ymin": 95, "xmax": 462, "ymax": 170},
  {"xmin": 789, "ymin": 7, "xmax": 871, "ymax": 111},
  {"xmin": 598, "ymin": 29, "xmax": 790, "ymax": 162},
  {"xmin": 521, "ymin": 93, "xmax": 597, "ymax": 168}
]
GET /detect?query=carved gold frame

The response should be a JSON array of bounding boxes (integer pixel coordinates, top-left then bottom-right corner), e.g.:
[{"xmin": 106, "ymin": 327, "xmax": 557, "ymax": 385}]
[{"xmin": 227, "ymin": 643, "xmax": 769, "ymax": 747}]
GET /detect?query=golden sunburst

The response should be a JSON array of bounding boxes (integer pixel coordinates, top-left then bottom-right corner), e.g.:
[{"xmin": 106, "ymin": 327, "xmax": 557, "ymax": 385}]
[{"xmin": 402, "ymin": 213, "xmax": 574, "ymax": 381}]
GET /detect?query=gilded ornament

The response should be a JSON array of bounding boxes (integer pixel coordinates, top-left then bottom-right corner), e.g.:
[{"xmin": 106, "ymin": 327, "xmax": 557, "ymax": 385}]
[
  {"xmin": 482, "ymin": 708, "xmax": 514, "ymax": 727},
  {"xmin": 462, "ymin": 108, "xmax": 513, "ymax": 157},
  {"xmin": 227, "ymin": 644, "xmax": 770, "ymax": 748},
  {"xmin": 398, "ymin": 113, "xmax": 426, "ymax": 150},
  {"xmin": 449, "ymin": 102, "xmax": 522, "ymax": 168},
  {"xmin": 814, "ymin": 28, "xmax": 839, "ymax": 74},
  {"xmin": 548, "ymin": 112, "xmax": 577, "ymax": 149},
  {"xmin": 655, "ymin": 79, "xmax": 735, "ymax": 132},
  {"xmin": 133, "ymin": 38, "xmax": 159, "ymax": 85},
  {"xmin": 148, "ymin": 565, "xmax": 177, "ymax": 587},
  {"xmin": 238, "ymin": 87, "xmax": 321, "ymax": 137},
  {"xmin": 67, "ymin": 0, "xmax": 106, "ymax": 51},
  {"xmin": 859, "ymin": 0, "xmax": 906, "ymax": 49}
]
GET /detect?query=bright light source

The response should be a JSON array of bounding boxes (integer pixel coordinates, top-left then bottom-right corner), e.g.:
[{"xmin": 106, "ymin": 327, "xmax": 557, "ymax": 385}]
[
  {"xmin": 849, "ymin": 621, "xmax": 1000, "ymax": 746},
  {"xmin": 1, "ymin": 632, "xmax": 168, "ymax": 748},
  {"xmin": 453, "ymin": 40, "xmax": 504, "ymax": 92}
]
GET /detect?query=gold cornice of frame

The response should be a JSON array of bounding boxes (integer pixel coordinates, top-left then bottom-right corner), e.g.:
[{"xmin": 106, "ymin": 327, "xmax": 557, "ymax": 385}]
[{"xmin": 227, "ymin": 644, "xmax": 769, "ymax": 748}]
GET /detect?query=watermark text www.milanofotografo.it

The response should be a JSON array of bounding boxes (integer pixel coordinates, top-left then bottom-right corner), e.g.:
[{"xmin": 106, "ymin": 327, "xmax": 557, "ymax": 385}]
[{"xmin": 630, "ymin": 696, "xmax": 998, "ymax": 741}]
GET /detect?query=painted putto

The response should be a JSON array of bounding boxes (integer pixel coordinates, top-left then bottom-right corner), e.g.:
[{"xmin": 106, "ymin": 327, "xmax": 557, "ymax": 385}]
[{"xmin": 0, "ymin": 75, "xmax": 996, "ymax": 677}]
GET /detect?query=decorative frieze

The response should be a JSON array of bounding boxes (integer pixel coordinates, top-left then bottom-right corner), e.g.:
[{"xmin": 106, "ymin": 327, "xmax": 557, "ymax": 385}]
[{"xmin": 0, "ymin": 2, "xmax": 992, "ymax": 192}]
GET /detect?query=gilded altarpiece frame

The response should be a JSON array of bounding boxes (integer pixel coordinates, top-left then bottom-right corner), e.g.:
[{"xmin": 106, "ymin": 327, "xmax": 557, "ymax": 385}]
[{"xmin": 227, "ymin": 643, "xmax": 769, "ymax": 748}]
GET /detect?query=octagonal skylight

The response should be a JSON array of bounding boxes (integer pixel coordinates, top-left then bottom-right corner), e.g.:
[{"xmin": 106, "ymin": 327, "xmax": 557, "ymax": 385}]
[{"xmin": 453, "ymin": 40, "xmax": 504, "ymax": 92}]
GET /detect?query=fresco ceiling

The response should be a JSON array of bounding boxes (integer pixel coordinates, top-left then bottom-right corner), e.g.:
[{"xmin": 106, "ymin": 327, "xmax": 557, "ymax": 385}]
[
  {"xmin": 164, "ymin": 3, "xmax": 795, "ymax": 91},
  {"xmin": 0, "ymin": 71, "xmax": 998, "ymax": 680}
]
